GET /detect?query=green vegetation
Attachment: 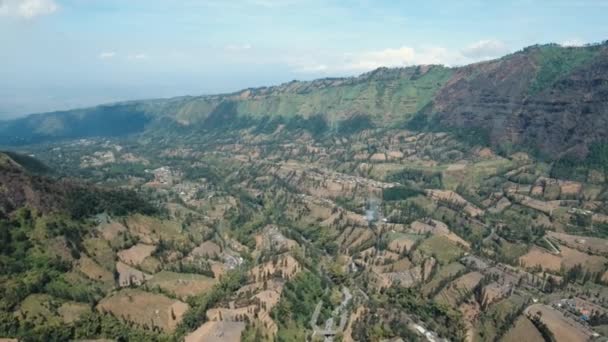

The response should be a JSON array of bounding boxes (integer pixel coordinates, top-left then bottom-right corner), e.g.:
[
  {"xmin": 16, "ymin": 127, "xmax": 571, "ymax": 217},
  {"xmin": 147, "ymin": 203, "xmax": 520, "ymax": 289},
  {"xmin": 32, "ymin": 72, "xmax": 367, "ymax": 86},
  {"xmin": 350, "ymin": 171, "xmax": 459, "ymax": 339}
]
[
  {"xmin": 528, "ymin": 44, "xmax": 601, "ymax": 94},
  {"xmin": 418, "ymin": 235, "xmax": 465, "ymax": 264},
  {"xmin": 0, "ymin": 209, "xmax": 175, "ymax": 341},
  {"xmin": 336, "ymin": 114, "xmax": 374, "ymax": 135},
  {"xmin": 387, "ymin": 168, "xmax": 443, "ymax": 188},
  {"xmin": 0, "ymin": 151, "xmax": 50, "ymax": 174},
  {"xmin": 382, "ymin": 185, "xmax": 424, "ymax": 201},
  {"xmin": 552, "ymin": 142, "xmax": 608, "ymax": 181},
  {"xmin": 66, "ymin": 187, "xmax": 159, "ymax": 219},
  {"xmin": 353, "ymin": 287, "xmax": 467, "ymax": 341},
  {"xmin": 176, "ymin": 269, "xmax": 246, "ymax": 337},
  {"xmin": 0, "ymin": 311, "xmax": 175, "ymax": 342},
  {"xmin": 272, "ymin": 271, "xmax": 330, "ymax": 341},
  {"xmin": 474, "ymin": 295, "xmax": 529, "ymax": 341},
  {"xmin": 4, "ymin": 46, "xmax": 608, "ymax": 342}
]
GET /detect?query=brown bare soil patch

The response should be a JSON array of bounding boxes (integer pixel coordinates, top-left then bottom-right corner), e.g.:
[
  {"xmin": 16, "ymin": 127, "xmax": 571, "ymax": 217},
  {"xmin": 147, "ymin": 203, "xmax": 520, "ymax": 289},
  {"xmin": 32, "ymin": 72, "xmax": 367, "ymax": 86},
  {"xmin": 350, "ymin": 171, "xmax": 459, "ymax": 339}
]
[
  {"xmin": 388, "ymin": 236, "xmax": 416, "ymax": 253},
  {"xmin": 525, "ymin": 304, "xmax": 594, "ymax": 342},
  {"xmin": 190, "ymin": 240, "xmax": 221, "ymax": 258},
  {"xmin": 559, "ymin": 180, "xmax": 582, "ymax": 196},
  {"xmin": 519, "ymin": 247, "xmax": 562, "ymax": 272},
  {"xmin": 125, "ymin": 214, "xmax": 183, "ymax": 244},
  {"xmin": 560, "ymin": 245, "xmax": 607, "ymax": 273},
  {"xmin": 75, "ymin": 256, "xmax": 113, "ymax": 284},
  {"xmin": 116, "ymin": 261, "xmax": 152, "ymax": 287},
  {"xmin": 146, "ymin": 271, "xmax": 217, "ymax": 299},
  {"xmin": 501, "ymin": 315, "xmax": 544, "ymax": 342},
  {"xmin": 98, "ymin": 221, "xmax": 127, "ymax": 241},
  {"xmin": 459, "ymin": 300, "xmax": 480, "ymax": 342},
  {"xmin": 117, "ymin": 243, "xmax": 156, "ymax": 266},
  {"xmin": 426, "ymin": 189, "xmax": 483, "ymax": 217},
  {"xmin": 97, "ymin": 289, "xmax": 188, "ymax": 332},
  {"xmin": 57, "ymin": 302, "xmax": 91, "ymax": 323},
  {"xmin": 185, "ymin": 321, "xmax": 245, "ymax": 342},
  {"xmin": 249, "ymin": 254, "xmax": 300, "ymax": 282},
  {"xmin": 434, "ymin": 271, "xmax": 483, "ymax": 307},
  {"xmin": 344, "ymin": 306, "xmax": 365, "ymax": 342},
  {"xmin": 547, "ymin": 231, "xmax": 608, "ymax": 255}
]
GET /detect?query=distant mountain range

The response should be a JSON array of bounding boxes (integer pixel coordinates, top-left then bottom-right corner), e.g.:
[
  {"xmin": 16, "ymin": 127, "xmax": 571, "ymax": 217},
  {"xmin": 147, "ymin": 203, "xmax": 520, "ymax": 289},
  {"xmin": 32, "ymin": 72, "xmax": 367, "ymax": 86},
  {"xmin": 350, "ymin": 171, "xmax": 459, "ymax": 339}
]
[{"xmin": 1, "ymin": 42, "xmax": 607, "ymax": 159}]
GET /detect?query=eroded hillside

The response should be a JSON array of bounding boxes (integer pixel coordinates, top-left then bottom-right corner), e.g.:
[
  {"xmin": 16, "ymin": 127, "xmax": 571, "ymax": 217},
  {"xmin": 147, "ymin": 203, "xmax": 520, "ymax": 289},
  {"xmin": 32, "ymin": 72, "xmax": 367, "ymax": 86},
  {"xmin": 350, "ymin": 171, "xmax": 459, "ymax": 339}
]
[{"xmin": 3, "ymin": 118, "xmax": 608, "ymax": 341}]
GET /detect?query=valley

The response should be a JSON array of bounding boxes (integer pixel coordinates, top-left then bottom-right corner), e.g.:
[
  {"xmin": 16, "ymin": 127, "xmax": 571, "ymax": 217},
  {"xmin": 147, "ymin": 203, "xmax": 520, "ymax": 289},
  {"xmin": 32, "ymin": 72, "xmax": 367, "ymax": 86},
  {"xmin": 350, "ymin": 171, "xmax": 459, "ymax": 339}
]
[
  {"xmin": 1, "ymin": 42, "xmax": 608, "ymax": 341},
  {"xmin": 2, "ymin": 118, "xmax": 608, "ymax": 341}
]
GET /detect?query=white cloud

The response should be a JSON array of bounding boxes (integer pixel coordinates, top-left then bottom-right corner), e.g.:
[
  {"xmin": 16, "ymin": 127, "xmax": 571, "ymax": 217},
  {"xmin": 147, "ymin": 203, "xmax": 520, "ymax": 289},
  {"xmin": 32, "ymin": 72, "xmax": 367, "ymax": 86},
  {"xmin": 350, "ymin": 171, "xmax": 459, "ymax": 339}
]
[
  {"xmin": 128, "ymin": 53, "xmax": 148, "ymax": 60},
  {"xmin": 344, "ymin": 46, "xmax": 464, "ymax": 71},
  {"xmin": 0, "ymin": 0, "xmax": 58, "ymax": 19},
  {"xmin": 291, "ymin": 46, "xmax": 465, "ymax": 75},
  {"xmin": 560, "ymin": 39, "xmax": 584, "ymax": 47},
  {"xmin": 225, "ymin": 43, "xmax": 252, "ymax": 52},
  {"xmin": 461, "ymin": 39, "xmax": 508, "ymax": 59},
  {"xmin": 292, "ymin": 63, "xmax": 329, "ymax": 73},
  {"xmin": 290, "ymin": 40, "xmax": 511, "ymax": 75},
  {"xmin": 345, "ymin": 46, "xmax": 416, "ymax": 71},
  {"xmin": 98, "ymin": 51, "xmax": 117, "ymax": 59}
]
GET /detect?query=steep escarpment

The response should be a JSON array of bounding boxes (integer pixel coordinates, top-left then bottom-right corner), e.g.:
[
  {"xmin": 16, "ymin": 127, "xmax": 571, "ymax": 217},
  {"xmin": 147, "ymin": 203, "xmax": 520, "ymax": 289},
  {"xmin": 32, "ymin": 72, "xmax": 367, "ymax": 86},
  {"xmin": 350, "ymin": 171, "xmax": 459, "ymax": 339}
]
[{"xmin": 429, "ymin": 43, "xmax": 608, "ymax": 158}]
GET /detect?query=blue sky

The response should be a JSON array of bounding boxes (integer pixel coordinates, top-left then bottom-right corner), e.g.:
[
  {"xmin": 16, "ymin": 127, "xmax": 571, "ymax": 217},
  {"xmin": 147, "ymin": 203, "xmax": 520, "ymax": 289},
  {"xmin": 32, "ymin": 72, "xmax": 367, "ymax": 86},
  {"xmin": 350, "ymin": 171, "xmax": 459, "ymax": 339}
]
[{"xmin": 1, "ymin": 0, "xmax": 607, "ymax": 118}]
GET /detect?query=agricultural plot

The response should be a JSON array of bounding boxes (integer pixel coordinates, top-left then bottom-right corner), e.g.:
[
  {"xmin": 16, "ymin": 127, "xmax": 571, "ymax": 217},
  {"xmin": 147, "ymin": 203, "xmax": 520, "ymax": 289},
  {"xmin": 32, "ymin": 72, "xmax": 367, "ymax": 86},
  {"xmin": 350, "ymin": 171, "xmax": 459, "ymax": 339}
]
[
  {"xmin": 387, "ymin": 232, "xmax": 420, "ymax": 253},
  {"xmin": 190, "ymin": 240, "xmax": 221, "ymax": 258},
  {"xmin": 74, "ymin": 255, "xmax": 114, "ymax": 284},
  {"xmin": 423, "ymin": 261, "xmax": 466, "ymax": 296},
  {"xmin": 125, "ymin": 214, "xmax": 185, "ymax": 244},
  {"xmin": 519, "ymin": 247, "xmax": 562, "ymax": 272},
  {"xmin": 15, "ymin": 294, "xmax": 91, "ymax": 325},
  {"xmin": 146, "ymin": 271, "xmax": 217, "ymax": 299},
  {"xmin": 434, "ymin": 271, "xmax": 483, "ymax": 306},
  {"xmin": 525, "ymin": 304, "xmax": 594, "ymax": 342},
  {"xmin": 83, "ymin": 238, "xmax": 115, "ymax": 270},
  {"xmin": 97, "ymin": 289, "xmax": 189, "ymax": 332},
  {"xmin": 418, "ymin": 235, "xmax": 466, "ymax": 264},
  {"xmin": 547, "ymin": 231, "xmax": 608, "ymax": 255},
  {"xmin": 501, "ymin": 315, "xmax": 544, "ymax": 342},
  {"xmin": 185, "ymin": 321, "xmax": 246, "ymax": 342},
  {"xmin": 117, "ymin": 243, "xmax": 156, "ymax": 266}
]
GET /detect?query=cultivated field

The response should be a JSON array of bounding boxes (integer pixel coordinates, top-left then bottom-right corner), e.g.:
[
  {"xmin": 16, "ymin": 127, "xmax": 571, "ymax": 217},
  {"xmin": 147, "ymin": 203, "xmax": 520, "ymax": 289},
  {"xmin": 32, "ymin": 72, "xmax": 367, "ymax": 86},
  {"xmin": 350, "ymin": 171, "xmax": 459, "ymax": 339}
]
[
  {"xmin": 501, "ymin": 315, "xmax": 544, "ymax": 342},
  {"xmin": 117, "ymin": 243, "xmax": 156, "ymax": 266},
  {"xmin": 547, "ymin": 231, "xmax": 608, "ymax": 255},
  {"xmin": 146, "ymin": 271, "xmax": 217, "ymax": 299},
  {"xmin": 185, "ymin": 321, "xmax": 246, "ymax": 342},
  {"xmin": 423, "ymin": 262, "xmax": 466, "ymax": 296},
  {"xmin": 525, "ymin": 304, "xmax": 594, "ymax": 342},
  {"xmin": 434, "ymin": 271, "xmax": 483, "ymax": 307},
  {"xmin": 519, "ymin": 247, "xmax": 562, "ymax": 272},
  {"xmin": 97, "ymin": 289, "xmax": 189, "ymax": 332},
  {"xmin": 418, "ymin": 235, "xmax": 465, "ymax": 264}
]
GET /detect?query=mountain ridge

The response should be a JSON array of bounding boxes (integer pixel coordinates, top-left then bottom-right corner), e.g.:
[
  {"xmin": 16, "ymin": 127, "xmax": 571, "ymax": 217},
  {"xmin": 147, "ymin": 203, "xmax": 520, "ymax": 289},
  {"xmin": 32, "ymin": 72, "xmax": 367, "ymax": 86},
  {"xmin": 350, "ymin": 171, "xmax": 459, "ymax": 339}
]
[{"xmin": 2, "ymin": 42, "xmax": 608, "ymax": 159}]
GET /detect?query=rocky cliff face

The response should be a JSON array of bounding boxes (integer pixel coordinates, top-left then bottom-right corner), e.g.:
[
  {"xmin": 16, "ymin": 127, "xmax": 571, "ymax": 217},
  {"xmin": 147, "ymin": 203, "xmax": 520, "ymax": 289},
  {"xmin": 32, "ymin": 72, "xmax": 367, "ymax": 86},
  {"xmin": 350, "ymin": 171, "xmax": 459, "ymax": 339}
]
[{"xmin": 430, "ymin": 44, "xmax": 608, "ymax": 158}]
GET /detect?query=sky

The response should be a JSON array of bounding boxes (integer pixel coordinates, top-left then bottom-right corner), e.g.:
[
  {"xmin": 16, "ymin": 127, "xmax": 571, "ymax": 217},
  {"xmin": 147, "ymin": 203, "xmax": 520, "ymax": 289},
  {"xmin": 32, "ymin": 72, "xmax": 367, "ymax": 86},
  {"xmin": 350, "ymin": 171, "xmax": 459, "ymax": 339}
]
[{"xmin": 1, "ymin": 0, "xmax": 607, "ymax": 118}]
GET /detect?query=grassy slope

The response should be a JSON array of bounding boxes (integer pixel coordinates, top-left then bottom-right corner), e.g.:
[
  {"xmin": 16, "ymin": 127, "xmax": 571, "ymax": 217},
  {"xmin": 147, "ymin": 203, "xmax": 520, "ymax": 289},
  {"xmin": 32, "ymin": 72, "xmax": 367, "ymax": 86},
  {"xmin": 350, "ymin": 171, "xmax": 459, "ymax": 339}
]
[
  {"xmin": 528, "ymin": 44, "xmax": 602, "ymax": 95},
  {"xmin": 231, "ymin": 66, "xmax": 453, "ymax": 125},
  {"xmin": 160, "ymin": 65, "xmax": 454, "ymax": 127}
]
